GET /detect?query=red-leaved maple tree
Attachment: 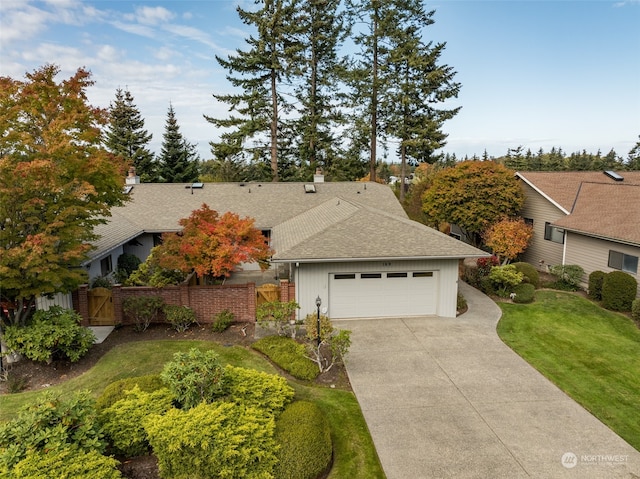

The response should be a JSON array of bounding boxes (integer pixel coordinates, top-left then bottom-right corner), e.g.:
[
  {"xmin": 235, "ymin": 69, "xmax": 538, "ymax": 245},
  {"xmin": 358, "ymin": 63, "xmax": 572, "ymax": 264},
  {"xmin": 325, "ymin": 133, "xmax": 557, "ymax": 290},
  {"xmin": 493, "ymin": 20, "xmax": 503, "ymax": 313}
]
[
  {"xmin": 154, "ymin": 204, "xmax": 273, "ymax": 279},
  {"xmin": 484, "ymin": 217, "xmax": 534, "ymax": 264}
]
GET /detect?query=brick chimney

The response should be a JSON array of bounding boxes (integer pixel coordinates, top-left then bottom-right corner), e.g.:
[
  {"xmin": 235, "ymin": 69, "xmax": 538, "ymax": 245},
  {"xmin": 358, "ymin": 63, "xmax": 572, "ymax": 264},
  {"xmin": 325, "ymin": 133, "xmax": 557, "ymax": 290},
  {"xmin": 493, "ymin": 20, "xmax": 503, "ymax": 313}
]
[{"xmin": 126, "ymin": 167, "xmax": 140, "ymax": 185}]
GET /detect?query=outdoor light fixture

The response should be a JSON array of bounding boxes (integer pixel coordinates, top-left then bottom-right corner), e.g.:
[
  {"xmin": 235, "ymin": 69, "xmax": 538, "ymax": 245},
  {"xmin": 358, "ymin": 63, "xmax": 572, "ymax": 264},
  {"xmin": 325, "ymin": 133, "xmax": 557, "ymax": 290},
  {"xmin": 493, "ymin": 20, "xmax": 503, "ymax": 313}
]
[{"xmin": 315, "ymin": 296, "xmax": 322, "ymax": 347}]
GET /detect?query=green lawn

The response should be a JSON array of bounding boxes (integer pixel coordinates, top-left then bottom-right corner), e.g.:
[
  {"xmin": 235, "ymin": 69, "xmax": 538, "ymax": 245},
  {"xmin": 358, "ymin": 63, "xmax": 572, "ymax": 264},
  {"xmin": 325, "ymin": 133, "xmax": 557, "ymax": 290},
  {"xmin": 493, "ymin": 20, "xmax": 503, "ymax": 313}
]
[
  {"xmin": 497, "ymin": 290, "xmax": 640, "ymax": 451},
  {"xmin": 0, "ymin": 339, "xmax": 385, "ymax": 479}
]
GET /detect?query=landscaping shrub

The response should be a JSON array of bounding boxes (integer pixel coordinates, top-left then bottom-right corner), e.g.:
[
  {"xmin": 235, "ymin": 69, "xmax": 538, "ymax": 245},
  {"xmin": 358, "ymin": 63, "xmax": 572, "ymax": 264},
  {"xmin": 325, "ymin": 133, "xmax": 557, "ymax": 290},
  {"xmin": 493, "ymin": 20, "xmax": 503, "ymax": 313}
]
[
  {"xmin": 512, "ymin": 283, "xmax": 536, "ymax": 304},
  {"xmin": 3, "ymin": 306, "xmax": 95, "ymax": 364},
  {"xmin": 122, "ymin": 296, "xmax": 165, "ymax": 332},
  {"xmin": 90, "ymin": 275, "xmax": 113, "ymax": 289},
  {"xmin": 273, "ymin": 401, "xmax": 332, "ymax": 479},
  {"xmin": 548, "ymin": 264, "xmax": 584, "ymax": 290},
  {"xmin": 225, "ymin": 365, "xmax": 294, "ymax": 415},
  {"xmin": 512, "ymin": 262, "xmax": 539, "ymax": 288},
  {"xmin": 96, "ymin": 374, "xmax": 165, "ymax": 411},
  {"xmin": 256, "ymin": 300, "xmax": 300, "ymax": 337},
  {"xmin": 115, "ymin": 252, "xmax": 142, "ymax": 284},
  {"xmin": 632, "ymin": 299, "xmax": 640, "ymax": 324},
  {"xmin": 488, "ymin": 265, "xmax": 524, "ymax": 297},
  {"xmin": 144, "ymin": 402, "xmax": 278, "ymax": 479},
  {"xmin": 602, "ymin": 271, "xmax": 638, "ymax": 312},
  {"xmin": 477, "ymin": 255, "xmax": 500, "ymax": 277},
  {"xmin": 0, "ymin": 391, "xmax": 106, "ymax": 471},
  {"xmin": 211, "ymin": 309, "xmax": 234, "ymax": 333},
  {"xmin": 304, "ymin": 314, "xmax": 351, "ymax": 373},
  {"xmin": 101, "ymin": 386, "xmax": 174, "ymax": 457},
  {"xmin": 160, "ymin": 348, "xmax": 228, "ymax": 409},
  {"xmin": 163, "ymin": 304, "xmax": 197, "ymax": 332},
  {"xmin": 252, "ymin": 335, "xmax": 319, "ymax": 380},
  {"xmin": 457, "ymin": 292, "xmax": 467, "ymax": 312},
  {"xmin": 11, "ymin": 445, "xmax": 121, "ymax": 479},
  {"xmin": 588, "ymin": 270, "xmax": 606, "ymax": 301}
]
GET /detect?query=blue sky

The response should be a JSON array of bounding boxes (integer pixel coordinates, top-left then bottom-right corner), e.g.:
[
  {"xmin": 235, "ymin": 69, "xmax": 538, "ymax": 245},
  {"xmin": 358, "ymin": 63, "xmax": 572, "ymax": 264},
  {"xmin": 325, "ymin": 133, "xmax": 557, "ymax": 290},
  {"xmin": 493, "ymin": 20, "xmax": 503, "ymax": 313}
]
[{"xmin": 1, "ymin": 0, "xmax": 639, "ymax": 162}]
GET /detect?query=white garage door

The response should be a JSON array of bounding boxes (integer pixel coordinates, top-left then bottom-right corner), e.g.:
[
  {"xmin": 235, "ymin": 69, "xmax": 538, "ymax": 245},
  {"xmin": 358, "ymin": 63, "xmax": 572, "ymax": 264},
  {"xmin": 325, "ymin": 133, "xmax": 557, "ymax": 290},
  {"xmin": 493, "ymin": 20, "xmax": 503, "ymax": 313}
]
[{"xmin": 329, "ymin": 271, "xmax": 438, "ymax": 319}]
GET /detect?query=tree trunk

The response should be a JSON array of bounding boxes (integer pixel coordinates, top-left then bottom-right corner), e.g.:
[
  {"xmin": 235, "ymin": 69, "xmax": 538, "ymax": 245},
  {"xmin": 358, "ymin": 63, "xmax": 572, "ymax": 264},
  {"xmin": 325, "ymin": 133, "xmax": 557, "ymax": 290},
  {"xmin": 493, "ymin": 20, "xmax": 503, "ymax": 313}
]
[{"xmin": 270, "ymin": 67, "xmax": 279, "ymax": 182}]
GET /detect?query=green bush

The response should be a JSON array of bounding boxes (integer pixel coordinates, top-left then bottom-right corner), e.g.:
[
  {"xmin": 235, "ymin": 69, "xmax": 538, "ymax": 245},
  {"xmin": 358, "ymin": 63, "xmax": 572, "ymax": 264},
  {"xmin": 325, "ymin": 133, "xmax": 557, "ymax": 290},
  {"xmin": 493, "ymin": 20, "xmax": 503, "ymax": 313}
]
[
  {"xmin": 101, "ymin": 386, "xmax": 174, "ymax": 457},
  {"xmin": 115, "ymin": 252, "xmax": 142, "ymax": 284},
  {"xmin": 91, "ymin": 276, "xmax": 113, "ymax": 289},
  {"xmin": 11, "ymin": 445, "xmax": 121, "ymax": 479},
  {"xmin": 160, "ymin": 348, "xmax": 228, "ymax": 409},
  {"xmin": 512, "ymin": 283, "xmax": 536, "ymax": 304},
  {"xmin": 488, "ymin": 265, "xmax": 524, "ymax": 297},
  {"xmin": 256, "ymin": 300, "xmax": 300, "ymax": 337},
  {"xmin": 252, "ymin": 335, "xmax": 319, "ymax": 380},
  {"xmin": 144, "ymin": 402, "xmax": 278, "ymax": 479},
  {"xmin": 211, "ymin": 309, "xmax": 234, "ymax": 333},
  {"xmin": 632, "ymin": 299, "xmax": 640, "ymax": 324},
  {"xmin": 457, "ymin": 293, "xmax": 467, "ymax": 311},
  {"xmin": 96, "ymin": 374, "xmax": 165, "ymax": 411},
  {"xmin": 0, "ymin": 391, "xmax": 106, "ymax": 471},
  {"xmin": 273, "ymin": 401, "xmax": 332, "ymax": 479},
  {"xmin": 602, "ymin": 271, "xmax": 638, "ymax": 312},
  {"xmin": 512, "ymin": 262, "xmax": 539, "ymax": 288},
  {"xmin": 548, "ymin": 264, "xmax": 584, "ymax": 289},
  {"xmin": 588, "ymin": 271, "xmax": 606, "ymax": 301},
  {"xmin": 163, "ymin": 304, "xmax": 197, "ymax": 332},
  {"xmin": 3, "ymin": 306, "xmax": 95, "ymax": 364},
  {"xmin": 123, "ymin": 296, "xmax": 165, "ymax": 332},
  {"xmin": 225, "ymin": 365, "xmax": 294, "ymax": 415}
]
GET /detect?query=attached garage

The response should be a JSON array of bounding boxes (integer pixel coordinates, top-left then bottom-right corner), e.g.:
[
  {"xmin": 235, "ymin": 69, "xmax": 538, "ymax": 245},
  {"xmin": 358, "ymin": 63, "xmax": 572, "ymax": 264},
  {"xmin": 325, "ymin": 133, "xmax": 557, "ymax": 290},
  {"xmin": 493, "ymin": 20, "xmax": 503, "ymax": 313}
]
[{"xmin": 329, "ymin": 271, "xmax": 438, "ymax": 319}]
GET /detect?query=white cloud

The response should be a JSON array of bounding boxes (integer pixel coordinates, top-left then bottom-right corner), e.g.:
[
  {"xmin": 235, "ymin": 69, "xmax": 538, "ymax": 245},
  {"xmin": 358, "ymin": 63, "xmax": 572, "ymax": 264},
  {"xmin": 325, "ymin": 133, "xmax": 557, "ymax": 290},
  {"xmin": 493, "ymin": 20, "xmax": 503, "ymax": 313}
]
[
  {"xmin": 97, "ymin": 45, "xmax": 119, "ymax": 63},
  {"xmin": 128, "ymin": 6, "xmax": 175, "ymax": 25},
  {"xmin": 0, "ymin": 4, "xmax": 52, "ymax": 44},
  {"xmin": 154, "ymin": 46, "xmax": 178, "ymax": 62},
  {"xmin": 110, "ymin": 20, "xmax": 157, "ymax": 39}
]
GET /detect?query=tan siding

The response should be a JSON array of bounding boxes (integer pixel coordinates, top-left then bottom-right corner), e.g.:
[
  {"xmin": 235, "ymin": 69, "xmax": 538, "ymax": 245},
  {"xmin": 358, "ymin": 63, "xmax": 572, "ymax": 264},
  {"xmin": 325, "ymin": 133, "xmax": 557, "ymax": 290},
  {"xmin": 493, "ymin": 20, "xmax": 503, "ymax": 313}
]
[
  {"xmin": 564, "ymin": 233, "xmax": 640, "ymax": 297},
  {"xmin": 519, "ymin": 182, "xmax": 566, "ymax": 270}
]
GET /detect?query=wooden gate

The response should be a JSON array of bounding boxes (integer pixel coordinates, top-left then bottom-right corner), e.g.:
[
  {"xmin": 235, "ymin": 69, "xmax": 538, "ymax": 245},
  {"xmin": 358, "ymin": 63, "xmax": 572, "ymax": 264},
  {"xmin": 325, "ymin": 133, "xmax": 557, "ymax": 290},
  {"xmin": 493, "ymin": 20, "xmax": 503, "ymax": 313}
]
[
  {"xmin": 87, "ymin": 287, "xmax": 115, "ymax": 325},
  {"xmin": 256, "ymin": 284, "xmax": 280, "ymax": 305}
]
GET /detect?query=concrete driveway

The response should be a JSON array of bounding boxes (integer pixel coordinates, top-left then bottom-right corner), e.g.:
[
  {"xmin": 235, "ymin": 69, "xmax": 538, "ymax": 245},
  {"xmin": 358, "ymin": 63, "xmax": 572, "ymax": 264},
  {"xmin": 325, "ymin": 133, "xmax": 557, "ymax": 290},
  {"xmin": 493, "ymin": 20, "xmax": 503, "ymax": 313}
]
[{"xmin": 334, "ymin": 282, "xmax": 640, "ymax": 478}]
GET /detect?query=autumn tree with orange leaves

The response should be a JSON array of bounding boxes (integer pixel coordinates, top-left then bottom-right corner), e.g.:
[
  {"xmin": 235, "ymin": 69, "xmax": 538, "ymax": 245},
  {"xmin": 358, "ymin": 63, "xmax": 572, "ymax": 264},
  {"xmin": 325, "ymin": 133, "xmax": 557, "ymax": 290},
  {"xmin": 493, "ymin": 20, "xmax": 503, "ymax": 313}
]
[
  {"xmin": 0, "ymin": 65, "xmax": 127, "ymax": 327},
  {"xmin": 153, "ymin": 204, "xmax": 273, "ymax": 282},
  {"xmin": 484, "ymin": 217, "xmax": 533, "ymax": 264}
]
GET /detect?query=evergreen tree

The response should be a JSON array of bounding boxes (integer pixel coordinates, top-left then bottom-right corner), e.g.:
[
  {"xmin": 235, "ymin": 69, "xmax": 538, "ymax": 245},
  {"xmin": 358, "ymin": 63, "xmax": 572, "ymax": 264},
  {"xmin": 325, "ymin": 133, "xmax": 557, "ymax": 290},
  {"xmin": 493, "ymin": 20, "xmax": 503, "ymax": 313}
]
[
  {"xmin": 158, "ymin": 104, "xmax": 200, "ymax": 183},
  {"xmin": 626, "ymin": 135, "xmax": 640, "ymax": 170},
  {"xmin": 105, "ymin": 88, "xmax": 156, "ymax": 181},
  {"xmin": 206, "ymin": 0, "xmax": 302, "ymax": 182}
]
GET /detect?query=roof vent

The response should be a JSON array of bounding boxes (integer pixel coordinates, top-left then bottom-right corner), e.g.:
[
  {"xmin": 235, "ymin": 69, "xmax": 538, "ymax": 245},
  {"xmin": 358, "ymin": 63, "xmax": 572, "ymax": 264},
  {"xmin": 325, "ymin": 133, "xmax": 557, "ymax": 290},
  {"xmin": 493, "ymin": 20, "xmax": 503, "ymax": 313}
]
[
  {"xmin": 604, "ymin": 170, "xmax": 624, "ymax": 181},
  {"xmin": 184, "ymin": 182, "xmax": 204, "ymax": 189},
  {"xmin": 304, "ymin": 184, "xmax": 316, "ymax": 193},
  {"xmin": 123, "ymin": 185, "xmax": 133, "ymax": 194}
]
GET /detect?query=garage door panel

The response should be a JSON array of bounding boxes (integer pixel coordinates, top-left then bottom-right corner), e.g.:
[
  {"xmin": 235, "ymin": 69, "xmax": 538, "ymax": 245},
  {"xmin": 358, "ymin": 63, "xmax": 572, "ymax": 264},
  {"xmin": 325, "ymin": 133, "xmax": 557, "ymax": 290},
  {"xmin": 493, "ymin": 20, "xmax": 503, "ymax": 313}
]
[{"xmin": 329, "ymin": 271, "xmax": 437, "ymax": 319}]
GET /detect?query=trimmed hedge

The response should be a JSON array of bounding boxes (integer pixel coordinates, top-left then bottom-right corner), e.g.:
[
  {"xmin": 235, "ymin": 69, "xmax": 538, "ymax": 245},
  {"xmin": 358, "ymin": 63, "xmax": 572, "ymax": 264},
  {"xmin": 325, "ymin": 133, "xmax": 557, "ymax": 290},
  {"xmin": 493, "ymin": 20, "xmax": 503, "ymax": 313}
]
[
  {"xmin": 632, "ymin": 299, "xmax": 640, "ymax": 324},
  {"xmin": 273, "ymin": 401, "xmax": 332, "ymax": 479},
  {"xmin": 252, "ymin": 335, "xmax": 319, "ymax": 380},
  {"xmin": 512, "ymin": 262, "xmax": 539, "ymax": 288},
  {"xmin": 588, "ymin": 271, "xmax": 606, "ymax": 301},
  {"xmin": 11, "ymin": 446, "xmax": 121, "ymax": 479},
  {"xmin": 602, "ymin": 271, "xmax": 637, "ymax": 312},
  {"xmin": 512, "ymin": 283, "xmax": 536, "ymax": 304},
  {"xmin": 96, "ymin": 374, "xmax": 165, "ymax": 411},
  {"xmin": 225, "ymin": 365, "xmax": 294, "ymax": 415}
]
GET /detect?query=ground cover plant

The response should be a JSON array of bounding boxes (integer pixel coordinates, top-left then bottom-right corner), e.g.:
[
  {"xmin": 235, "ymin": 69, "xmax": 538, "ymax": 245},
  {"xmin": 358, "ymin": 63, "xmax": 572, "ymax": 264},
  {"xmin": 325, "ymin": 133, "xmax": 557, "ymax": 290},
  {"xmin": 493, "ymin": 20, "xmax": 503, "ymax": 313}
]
[{"xmin": 497, "ymin": 290, "xmax": 640, "ymax": 451}]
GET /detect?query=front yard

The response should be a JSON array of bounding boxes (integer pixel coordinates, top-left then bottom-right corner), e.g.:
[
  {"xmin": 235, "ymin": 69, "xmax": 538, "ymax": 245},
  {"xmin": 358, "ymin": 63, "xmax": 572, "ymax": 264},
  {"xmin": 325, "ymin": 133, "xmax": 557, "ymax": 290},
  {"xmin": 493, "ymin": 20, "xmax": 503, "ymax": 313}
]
[{"xmin": 497, "ymin": 290, "xmax": 640, "ymax": 451}]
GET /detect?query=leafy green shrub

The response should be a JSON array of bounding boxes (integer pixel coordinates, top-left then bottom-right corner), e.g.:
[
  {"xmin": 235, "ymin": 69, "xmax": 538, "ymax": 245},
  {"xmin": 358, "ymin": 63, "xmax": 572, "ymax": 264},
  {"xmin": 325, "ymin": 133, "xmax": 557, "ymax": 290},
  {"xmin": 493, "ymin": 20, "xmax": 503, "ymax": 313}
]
[
  {"xmin": 252, "ymin": 335, "xmax": 319, "ymax": 380},
  {"xmin": 477, "ymin": 255, "xmax": 500, "ymax": 277},
  {"xmin": 273, "ymin": 401, "xmax": 332, "ymax": 479},
  {"xmin": 548, "ymin": 264, "xmax": 585, "ymax": 289},
  {"xmin": 101, "ymin": 386, "xmax": 174, "ymax": 457},
  {"xmin": 115, "ymin": 252, "xmax": 142, "ymax": 284},
  {"xmin": 160, "ymin": 348, "xmax": 228, "ymax": 409},
  {"xmin": 96, "ymin": 374, "xmax": 165, "ymax": 411},
  {"xmin": 256, "ymin": 300, "xmax": 300, "ymax": 337},
  {"xmin": 11, "ymin": 445, "xmax": 121, "ymax": 479},
  {"xmin": 144, "ymin": 402, "xmax": 278, "ymax": 479},
  {"xmin": 211, "ymin": 309, "xmax": 234, "ymax": 333},
  {"xmin": 3, "ymin": 306, "xmax": 95, "ymax": 363},
  {"xmin": 163, "ymin": 304, "xmax": 197, "ymax": 332},
  {"xmin": 123, "ymin": 296, "xmax": 165, "ymax": 332},
  {"xmin": 632, "ymin": 299, "xmax": 640, "ymax": 324},
  {"xmin": 588, "ymin": 271, "xmax": 606, "ymax": 301},
  {"xmin": 0, "ymin": 391, "xmax": 106, "ymax": 471},
  {"xmin": 602, "ymin": 271, "xmax": 638, "ymax": 312},
  {"xmin": 512, "ymin": 283, "xmax": 536, "ymax": 304},
  {"xmin": 457, "ymin": 293, "xmax": 467, "ymax": 312},
  {"xmin": 225, "ymin": 365, "xmax": 294, "ymax": 415},
  {"xmin": 512, "ymin": 262, "xmax": 539, "ymax": 288},
  {"xmin": 90, "ymin": 275, "xmax": 113, "ymax": 289},
  {"xmin": 488, "ymin": 265, "xmax": 524, "ymax": 297},
  {"xmin": 125, "ymin": 248, "xmax": 186, "ymax": 287}
]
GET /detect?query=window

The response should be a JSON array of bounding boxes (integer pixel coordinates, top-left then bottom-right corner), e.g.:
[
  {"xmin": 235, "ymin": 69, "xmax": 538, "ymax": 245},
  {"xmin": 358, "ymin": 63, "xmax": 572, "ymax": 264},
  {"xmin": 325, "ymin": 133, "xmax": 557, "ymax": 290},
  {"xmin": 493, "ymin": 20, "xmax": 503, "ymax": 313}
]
[
  {"xmin": 544, "ymin": 222, "xmax": 564, "ymax": 244},
  {"xmin": 361, "ymin": 273, "xmax": 382, "ymax": 279},
  {"xmin": 100, "ymin": 256, "xmax": 112, "ymax": 276},
  {"xmin": 608, "ymin": 251, "xmax": 638, "ymax": 274},
  {"xmin": 413, "ymin": 272, "xmax": 434, "ymax": 278},
  {"xmin": 387, "ymin": 272, "xmax": 407, "ymax": 278},
  {"xmin": 524, "ymin": 218, "xmax": 534, "ymax": 226},
  {"xmin": 334, "ymin": 274, "xmax": 356, "ymax": 280}
]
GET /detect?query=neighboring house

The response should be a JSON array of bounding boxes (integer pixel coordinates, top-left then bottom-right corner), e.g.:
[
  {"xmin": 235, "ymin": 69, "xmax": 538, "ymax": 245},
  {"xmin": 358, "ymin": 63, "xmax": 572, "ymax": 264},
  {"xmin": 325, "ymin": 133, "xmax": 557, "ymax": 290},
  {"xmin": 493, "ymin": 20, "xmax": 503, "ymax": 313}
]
[
  {"xmin": 516, "ymin": 171, "xmax": 640, "ymax": 296},
  {"xmin": 86, "ymin": 172, "xmax": 486, "ymax": 319}
]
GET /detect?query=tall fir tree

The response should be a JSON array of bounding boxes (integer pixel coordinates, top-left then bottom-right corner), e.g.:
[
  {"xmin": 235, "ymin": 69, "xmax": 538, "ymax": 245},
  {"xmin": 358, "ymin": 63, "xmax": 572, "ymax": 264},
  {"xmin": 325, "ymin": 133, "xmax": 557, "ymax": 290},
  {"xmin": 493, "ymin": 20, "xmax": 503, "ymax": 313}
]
[
  {"xmin": 206, "ymin": 0, "xmax": 302, "ymax": 182},
  {"xmin": 158, "ymin": 104, "xmax": 200, "ymax": 183},
  {"xmin": 627, "ymin": 135, "xmax": 640, "ymax": 170},
  {"xmin": 105, "ymin": 88, "xmax": 156, "ymax": 181}
]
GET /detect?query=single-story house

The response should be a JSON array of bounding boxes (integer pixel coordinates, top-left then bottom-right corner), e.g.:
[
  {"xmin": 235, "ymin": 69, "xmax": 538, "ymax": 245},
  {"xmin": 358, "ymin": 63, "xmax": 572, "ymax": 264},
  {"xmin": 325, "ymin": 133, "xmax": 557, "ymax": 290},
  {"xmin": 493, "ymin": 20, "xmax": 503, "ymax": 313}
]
[
  {"xmin": 516, "ymin": 170, "xmax": 640, "ymax": 295},
  {"xmin": 85, "ymin": 171, "xmax": 486, "ymax": 320}
]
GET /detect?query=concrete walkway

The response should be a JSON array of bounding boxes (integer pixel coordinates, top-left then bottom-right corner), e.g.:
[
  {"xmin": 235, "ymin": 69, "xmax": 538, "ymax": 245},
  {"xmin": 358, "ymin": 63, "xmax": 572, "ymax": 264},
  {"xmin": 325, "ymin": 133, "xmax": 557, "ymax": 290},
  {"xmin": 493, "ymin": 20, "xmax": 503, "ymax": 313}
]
[{"xmin": 334, "ymin": 282, "xmax": 640, "ymax": 478}]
